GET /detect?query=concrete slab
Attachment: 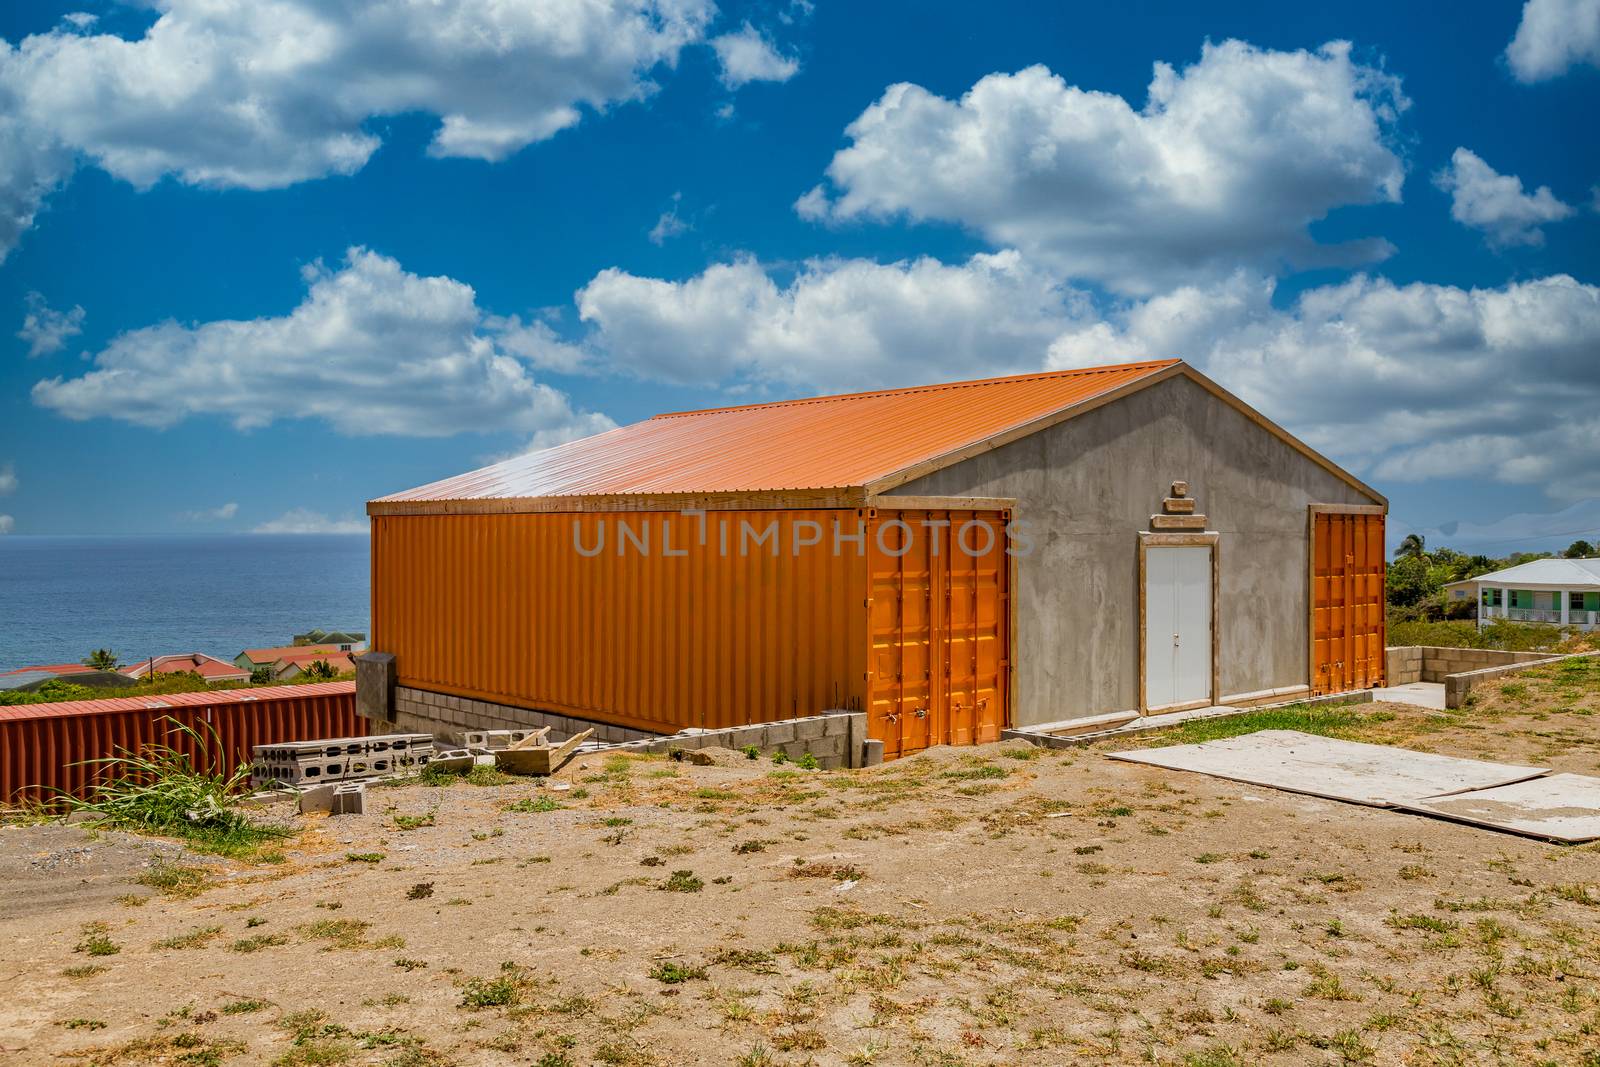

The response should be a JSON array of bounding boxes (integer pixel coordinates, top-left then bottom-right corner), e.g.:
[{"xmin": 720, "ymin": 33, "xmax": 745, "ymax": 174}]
[
  {"xmin": 1373, "ymin": 682, "xmax": 1446, "ymax": 710},
  {"xmin": 1395, "ymin": 774, "xmax": 1600, "ymax": 843},
  {"xmin": 1107, "ymin": 730, "xmax": 1546, "ymax": 807}
]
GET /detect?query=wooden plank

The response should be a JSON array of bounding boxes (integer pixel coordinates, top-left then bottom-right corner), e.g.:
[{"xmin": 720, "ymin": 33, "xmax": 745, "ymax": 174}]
[
  {"xmin": 496, "ymin": 728, "xmax": 595, "ymax": 775},
  {"xmin": 1108, "ymin": 730, "xmax": 1546, "ymax": 807},
  {"xmin": 507, "ymin": 726, "xmax": 552, "ymax": 751}
]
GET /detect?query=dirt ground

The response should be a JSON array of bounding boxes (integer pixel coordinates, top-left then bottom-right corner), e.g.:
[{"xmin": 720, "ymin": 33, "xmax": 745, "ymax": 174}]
[{"xmin": 4, "ymin": 659, "xmax": 1600, "ymax": 1066}]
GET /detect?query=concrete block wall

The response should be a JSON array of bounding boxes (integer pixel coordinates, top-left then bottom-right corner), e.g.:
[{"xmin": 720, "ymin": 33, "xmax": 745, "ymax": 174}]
[
  {"xmin": 1385, "ymin": 646, "xmax": 1424, "ymax": 685},
  {"xmin": 1444, "ymin": 650, "xmax": 1595, "ymax": 709},
  {"xmin": 596, "ymin": 711, "xmax": 867, "ymax": 769},
  {"xmin": 1385, "ymin": 646, "xmax": 1555, "ymax": 686},
  {"xmin": 391, "ymin": 687, "xmax": 654, "ymax": 746}
]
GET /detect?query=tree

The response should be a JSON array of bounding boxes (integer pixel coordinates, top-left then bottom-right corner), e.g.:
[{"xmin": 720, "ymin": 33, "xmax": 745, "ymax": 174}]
[
  {"xmin": 84, "ymin": 648, "xmax": 119, "ymax": 671},
  {"xmin": 300, "ymin": 659, "xmax": 338, "ymax": 681},
  {"xmin": 1394, "ymin": 533, "xmax": 1426, "ymax": 560},
  {"xmin": 1385, "ymin": 553, "xmax": 1435, "ymax": 608},
  {"xmin": 250, "ymin": 666, "xmax": 275, "ymax": 685},
  {"xmin": 1564, "ymin": 540, "xmax": 1595, "ymax": 559}
]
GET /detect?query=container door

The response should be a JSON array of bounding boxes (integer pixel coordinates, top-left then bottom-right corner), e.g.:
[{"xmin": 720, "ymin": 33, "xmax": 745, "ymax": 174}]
[
  {"xmin": 868, "ymin": 510, "xmax": 1009, "ymax": 759},
  {"xmin": 944, "ymin": 511, "xmax": 1009, "ymax": 747},
  {"xmin": 1144, "ymin": 546, "xmax": 1213, "ymax": 710},
  {"xmin": 868, "ymin": 516, "xmax": 934, "ymax": 760},
  {"xmin": 1311, "ymin": 509, "xmax": 1386, "ymax": 694}
]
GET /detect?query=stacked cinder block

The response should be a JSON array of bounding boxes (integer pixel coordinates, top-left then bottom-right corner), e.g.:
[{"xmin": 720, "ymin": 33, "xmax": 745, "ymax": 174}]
[
  {"xmin": 391, "ymin": 687, "xmax": 653, "ymax": 745},
  {"xmin": 250, "ymin": 733, "xmax": 434, "ymax": 788},
  {"xmin": 595, "ymin": 711, "xmax": 869, "ymax": 769}
]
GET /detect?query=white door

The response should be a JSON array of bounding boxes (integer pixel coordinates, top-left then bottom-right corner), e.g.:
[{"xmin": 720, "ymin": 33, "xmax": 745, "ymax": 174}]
[{"xmin": 1144, "ymin": 546, "xmax": 1213, "ymax": 710}]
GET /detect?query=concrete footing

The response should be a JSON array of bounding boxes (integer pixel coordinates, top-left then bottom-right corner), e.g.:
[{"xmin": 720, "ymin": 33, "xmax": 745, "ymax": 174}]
[{"xmin": 1004, "ymin": 688, "xmax": 1376, "ymax": 749}]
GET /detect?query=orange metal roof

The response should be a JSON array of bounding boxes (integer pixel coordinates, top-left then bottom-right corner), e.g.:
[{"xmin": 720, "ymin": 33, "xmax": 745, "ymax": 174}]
[{"xmin": 376, "ymin": 359, "xmax": 1181, "ymax": 506}]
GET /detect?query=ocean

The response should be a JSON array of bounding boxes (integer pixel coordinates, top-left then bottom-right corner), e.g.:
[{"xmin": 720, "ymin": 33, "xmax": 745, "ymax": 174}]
[{"xmin": 0, "ymin": 534, "xmax": 370, "ymax": 673}]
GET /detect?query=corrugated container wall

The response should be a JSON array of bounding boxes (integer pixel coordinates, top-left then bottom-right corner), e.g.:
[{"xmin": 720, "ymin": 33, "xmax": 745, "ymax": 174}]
[
  {"xmin": 371, "ymin": 508, "xmax": 1011, "ymax": 754},
  {"xmin": 0, "ymin": 682, "xmax": 362, "ymax": 804}
]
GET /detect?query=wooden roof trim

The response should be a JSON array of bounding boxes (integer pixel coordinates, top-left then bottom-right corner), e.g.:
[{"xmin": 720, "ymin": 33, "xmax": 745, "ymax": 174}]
[
  {"xmin": 863, "ymin": 362, "xmax": 1387, "ymax": 507},
  {"xmin": 866, "ymin": 495, "xmax": 1018, "ymax": 511}
]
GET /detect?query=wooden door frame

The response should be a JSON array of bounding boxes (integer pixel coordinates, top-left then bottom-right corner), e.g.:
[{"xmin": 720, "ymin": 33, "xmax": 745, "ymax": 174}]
[
  {"xmin": 1137, "ymin": 531, "xmax": 1220, "ymax": 715},
  {"xmin": 1307, "ymin": 504, "xmax": 1387, "ymax": 693}
]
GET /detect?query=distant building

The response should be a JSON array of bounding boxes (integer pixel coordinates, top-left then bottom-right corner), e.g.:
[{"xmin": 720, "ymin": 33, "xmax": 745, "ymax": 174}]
[
  {"xmin": 235, "ymin": 645, "xmax": 343, "ymax": 674},
  {"xmin": 293, "ymin": 629, "xmax": 366, "ymax": 651},
  {"xmin": 0, "ymin": 667, "xmax": 137, "ymax": 692},
  {"xmin": 0, "ymin": 663, "xmax": 97, "ymax": 679},
  {"xmin": 123, "ymin": 653, "xmax": 251, "ymax": 685},
  {"xmin": 1444, "ymin": 558, "xmax": 1600, "ymax": 631},
  {"xmin": 272, "ymin": 651, "xmax": 357, "ymax": 680}
]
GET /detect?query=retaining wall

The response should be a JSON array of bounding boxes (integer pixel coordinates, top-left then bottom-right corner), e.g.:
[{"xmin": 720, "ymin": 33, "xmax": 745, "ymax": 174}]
[
  {"xmin": 597, "ymin": 711, "xmax": 871, "ymax": 770},
  {"xmin": 1385, "ymin": 646, "xmax": 1555, "ymax": 686},
  {"xmin": 392, "ymin": 687, "xmax": 653, "ymax": 745},
  {"xmin": 383, "ymin": 682, "xmax": 873, "ymax": 768},
  {"xmin": 1444, "ymin": 650, "xmax": 1596, "ymax": 709}
]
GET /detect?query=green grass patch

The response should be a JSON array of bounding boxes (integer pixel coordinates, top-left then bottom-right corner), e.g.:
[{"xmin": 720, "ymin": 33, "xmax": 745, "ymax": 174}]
[
  {"xmin": 1136, "ymin": 701, "xmax": 1375, "ymax": 748},
  {"xmin": 648, "ymin": 960, "xmax": 708, "ymax": 983},
  {"xmin": 505, "ymin": 796, "xmax": 563, "ymax": 813}
]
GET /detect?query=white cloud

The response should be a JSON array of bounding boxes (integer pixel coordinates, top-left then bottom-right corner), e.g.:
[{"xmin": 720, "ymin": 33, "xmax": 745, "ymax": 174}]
[
  {"xmin": 1398, "ymin": 497, "xmax": 1600, "ymax": 555},
  {"xmin": 0, "ymin": 515, "xmax": 13, "ymax": 535},
  {"xmin": 1506, "ymin": 0, "xmax": 1600, "ymax": 82},
  {"xmin": 33, "ymin": 248, "xmax": 614, "ymax": 442},
  {"xmin": 710, "ymin": 23, "xmax": 799, "ymax": 88},
  {"xmin": 17, "ymin": 291, "xmax": 85, "ymax": 356},
  {"xmin": 575, "ymin": 250, "xmax": 1090, "ymax": 389},
  {"xmin": 1435, "ymin": 147, "xmax": 1574, "ymax": 247},
  {"xmin": 253, "ymin": 508, "xmax": 365, "ymax": 535},
  {"xmin": 798, "ymin": 40, "xmax": 1408, "ymax": 294},
  {"xmin": 184, "ymin": 501, "xmax": 238, "ymax": 522},
  {"xmin": 0, "ymin": 0, "xmax": 715, "ymax": 259},
  {"xmin": 0, "ymin": 462, "xmax": 14, "ymax": 495},
  {"xmin": 1047, "ymin": 271, "xmax": 1600, "ymax": 501},
  {"xmin": 648, "ymin": 192, "xmax": 691, "ymax": 245}
]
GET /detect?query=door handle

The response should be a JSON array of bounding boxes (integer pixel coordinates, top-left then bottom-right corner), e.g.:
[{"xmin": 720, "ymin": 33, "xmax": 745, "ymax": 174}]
[{"xmin": 914, "ymin": 707, "xmax": 927, "ymax": 719}]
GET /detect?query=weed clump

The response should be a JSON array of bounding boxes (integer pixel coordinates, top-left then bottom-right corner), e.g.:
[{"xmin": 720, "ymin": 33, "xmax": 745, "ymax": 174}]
[
  {"xmin": 659, "ymin": 869, "xmax": 704, "ymax": 893},
  {"xmin": 63, "ymin": 718, "xmax": 290, "ymax": 858},
  {"xmin": 648, "ymin": 960, "xmax": 708, "ymax": 983}
]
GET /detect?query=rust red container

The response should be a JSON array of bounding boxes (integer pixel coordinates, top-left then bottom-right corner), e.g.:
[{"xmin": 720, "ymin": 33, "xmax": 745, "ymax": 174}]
[{"xmin": 0, "ymin": 681, "xmax": 361, "ymax": 805}]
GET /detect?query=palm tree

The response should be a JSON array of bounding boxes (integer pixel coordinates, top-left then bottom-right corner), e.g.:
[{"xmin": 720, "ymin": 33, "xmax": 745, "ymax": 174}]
[
  {"xmin": 85, "ymin": 648, "xmax": 119, "ymax": 671},
  {"xmin": 1394, "ymin": 533, "xmax": 1426, "ymax": 560}
]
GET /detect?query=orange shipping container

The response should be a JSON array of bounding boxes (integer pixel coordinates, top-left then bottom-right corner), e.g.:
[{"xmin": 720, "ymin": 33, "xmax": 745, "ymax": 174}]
[{"xmin": 371, "ymin": 508, "xmax": 1010, "ymax": 757}]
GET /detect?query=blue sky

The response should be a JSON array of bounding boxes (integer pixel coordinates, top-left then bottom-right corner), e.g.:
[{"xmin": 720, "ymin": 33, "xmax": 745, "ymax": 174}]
[{"xmin": 0, "ymin": 0, "xmax": 1595, "ymax": 550}]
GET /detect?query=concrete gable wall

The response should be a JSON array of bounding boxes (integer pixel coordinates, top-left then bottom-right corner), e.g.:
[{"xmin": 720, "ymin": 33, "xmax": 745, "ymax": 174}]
[{"xmin": 886, "ymin": 373, "xmax": 1378, "ymax": 726}]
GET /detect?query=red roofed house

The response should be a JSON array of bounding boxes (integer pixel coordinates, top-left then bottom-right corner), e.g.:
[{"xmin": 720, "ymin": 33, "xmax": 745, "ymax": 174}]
[
  {"xmin": 123, "ymin": 653, "xmax": 251, "ymax": 685},
  {"xmin": 0, "ymin": 663, "xmax": 98, "ymax": 677},
  {"xmin": 234, "ymin": 645, "xmax": 342, "ymax": 676},
  {"xmin": 272, "ymin": 650, "xmax": 357, "ymax": 680}
]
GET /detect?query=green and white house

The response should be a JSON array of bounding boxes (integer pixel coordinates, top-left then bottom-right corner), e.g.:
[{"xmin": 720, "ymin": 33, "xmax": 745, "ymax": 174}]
[{"xmin": 1445, "ymin": 558, "xmax": 1600, "ymax": 631}]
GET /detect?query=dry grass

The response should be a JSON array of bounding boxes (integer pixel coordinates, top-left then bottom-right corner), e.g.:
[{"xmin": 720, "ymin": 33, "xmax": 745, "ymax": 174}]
[{"xmin": 9, "ymin": 663, "xmax": 1600, "ymax": 1065}]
